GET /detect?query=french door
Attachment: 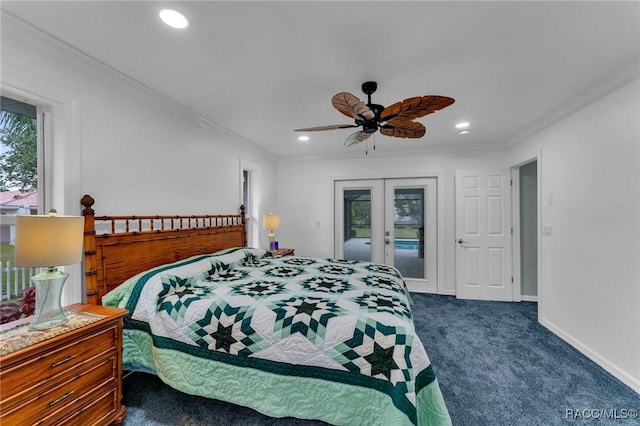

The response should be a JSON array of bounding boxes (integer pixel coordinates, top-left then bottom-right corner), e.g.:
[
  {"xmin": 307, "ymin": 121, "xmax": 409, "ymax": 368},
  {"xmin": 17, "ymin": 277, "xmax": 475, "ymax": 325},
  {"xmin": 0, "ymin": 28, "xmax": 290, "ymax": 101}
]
[{"xmin": 334, "ymin": 178, "xmax": 437, "ymax": 292}]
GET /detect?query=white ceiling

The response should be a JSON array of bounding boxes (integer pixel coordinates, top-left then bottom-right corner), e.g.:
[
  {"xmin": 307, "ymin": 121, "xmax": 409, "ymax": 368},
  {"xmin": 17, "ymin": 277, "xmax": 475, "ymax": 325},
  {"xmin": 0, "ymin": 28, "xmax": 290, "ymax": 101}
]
[{"xmin": 2, "ymin": 1, "xmax": 639, "ymax": 160}]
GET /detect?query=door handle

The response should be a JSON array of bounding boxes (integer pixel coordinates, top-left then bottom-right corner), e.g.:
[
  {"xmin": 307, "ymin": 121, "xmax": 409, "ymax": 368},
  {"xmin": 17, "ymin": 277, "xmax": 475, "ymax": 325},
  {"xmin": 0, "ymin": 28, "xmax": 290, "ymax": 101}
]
[
  {"xmin": 457, "ymin": 238, "xmax": 468, "ymax": 244},
  {"xmin": 385, "ymin": 238, "xmax": 391, "ymax": 245}
]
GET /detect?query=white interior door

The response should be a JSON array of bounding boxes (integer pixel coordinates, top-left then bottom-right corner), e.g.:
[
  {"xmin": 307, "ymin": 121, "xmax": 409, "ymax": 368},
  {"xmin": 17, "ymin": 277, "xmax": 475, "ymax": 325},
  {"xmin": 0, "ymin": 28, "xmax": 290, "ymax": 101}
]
[{"xmin": 455, "ymin": 170, "xmax": 513, "ymax": 301}]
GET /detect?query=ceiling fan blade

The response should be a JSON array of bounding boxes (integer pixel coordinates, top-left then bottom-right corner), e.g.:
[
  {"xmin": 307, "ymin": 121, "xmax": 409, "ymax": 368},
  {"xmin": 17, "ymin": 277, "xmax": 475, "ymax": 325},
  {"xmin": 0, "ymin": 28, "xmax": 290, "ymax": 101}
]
[
  {"xmin": 380, "ymin": 96, "xmax": 455, "ymax": 122},
  {"xmin": 344, "ymin": 131, "xmax": 373, "ymax": 147},
  {"xmin": 294, "ymin": 124, "xmax": 359, "ymax": 132},
  {"xmin": 332, "ymin": 92, "xmax": 375, "ymax": 121},
  {"xmin": 380, "ymin": 120, "xmax": 426, "ymax": 139}
]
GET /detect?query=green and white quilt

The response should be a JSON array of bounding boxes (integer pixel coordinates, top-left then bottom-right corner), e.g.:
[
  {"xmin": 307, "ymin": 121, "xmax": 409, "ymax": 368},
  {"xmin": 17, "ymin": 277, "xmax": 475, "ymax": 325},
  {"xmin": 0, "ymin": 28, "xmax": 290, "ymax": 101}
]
[{"xmin": 103, "ymin": 248, "xmax": 451, "ymax": 425}]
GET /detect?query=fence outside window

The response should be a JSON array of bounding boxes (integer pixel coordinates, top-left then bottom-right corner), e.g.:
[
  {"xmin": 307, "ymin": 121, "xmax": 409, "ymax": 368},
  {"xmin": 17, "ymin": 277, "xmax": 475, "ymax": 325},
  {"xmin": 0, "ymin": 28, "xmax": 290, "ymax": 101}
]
[{"xmin": 1, "ymin": 260, "xmax": 36, "ymax": 301}]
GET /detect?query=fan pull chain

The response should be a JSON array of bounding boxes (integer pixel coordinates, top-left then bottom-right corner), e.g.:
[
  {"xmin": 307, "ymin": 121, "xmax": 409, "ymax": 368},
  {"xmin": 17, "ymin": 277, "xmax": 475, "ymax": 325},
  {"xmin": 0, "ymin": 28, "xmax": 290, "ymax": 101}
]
[{"xmin": 364, "ymin": 134, "xmax": 377, "ymax": 156}]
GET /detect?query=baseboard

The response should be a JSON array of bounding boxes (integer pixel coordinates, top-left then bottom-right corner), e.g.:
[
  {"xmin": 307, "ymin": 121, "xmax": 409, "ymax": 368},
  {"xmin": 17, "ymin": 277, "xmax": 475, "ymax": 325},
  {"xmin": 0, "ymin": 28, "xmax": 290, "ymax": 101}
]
[
  {"xmin": 405, "ymin": 278, "xmax": 449, "ymax": 294},
  {"xmin": 520, "ymin": 295, "xmax": 538, "ymax": 302},
  {"xmin": 540, "ymin": 317, "xmax": 640, "ymax": 394},
  {"xmin": 406, "ymin": 285, "xmax": 455, "ymax": 296}
]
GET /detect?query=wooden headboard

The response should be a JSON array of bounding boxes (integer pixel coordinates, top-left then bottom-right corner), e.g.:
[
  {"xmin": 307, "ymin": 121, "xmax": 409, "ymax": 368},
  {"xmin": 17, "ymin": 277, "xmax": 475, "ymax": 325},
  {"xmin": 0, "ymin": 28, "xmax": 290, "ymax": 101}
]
[{"xmin": 81, "ymin": 194, "xmax": 247, "ymax": 305}]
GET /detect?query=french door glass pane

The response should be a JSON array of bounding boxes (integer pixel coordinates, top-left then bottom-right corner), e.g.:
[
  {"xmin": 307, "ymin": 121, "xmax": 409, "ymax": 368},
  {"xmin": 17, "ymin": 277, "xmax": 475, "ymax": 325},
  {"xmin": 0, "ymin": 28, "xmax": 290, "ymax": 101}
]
[
  {"xmin": 393, "ymin": 188, "xmax": 425, "ymax": 279},
  {"xmin": 342, "ymin": 189, "xmax": 371, "ymax": 262}
]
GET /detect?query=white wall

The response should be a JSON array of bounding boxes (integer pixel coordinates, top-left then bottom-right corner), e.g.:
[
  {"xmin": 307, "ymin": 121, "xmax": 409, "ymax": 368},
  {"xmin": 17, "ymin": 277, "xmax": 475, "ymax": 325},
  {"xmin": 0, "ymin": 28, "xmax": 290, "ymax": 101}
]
[
  {"xmin": 1, "ymin": 15, "xmax": 278, "ymax": 303},
  {"xmin": 509, "ymin": 78, "xmax": 640, "ymax": 392},
  {"xmin": 277, "ymin": 149, "xmax": 509, "ymax": 294}
]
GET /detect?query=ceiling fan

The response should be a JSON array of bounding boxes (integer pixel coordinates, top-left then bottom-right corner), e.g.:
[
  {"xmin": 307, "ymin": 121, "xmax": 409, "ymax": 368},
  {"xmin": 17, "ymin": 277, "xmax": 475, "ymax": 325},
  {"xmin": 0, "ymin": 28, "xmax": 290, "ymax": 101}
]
[{"xmin": 294, "ymin": 81, "xmax": 455, "ymax": 147}]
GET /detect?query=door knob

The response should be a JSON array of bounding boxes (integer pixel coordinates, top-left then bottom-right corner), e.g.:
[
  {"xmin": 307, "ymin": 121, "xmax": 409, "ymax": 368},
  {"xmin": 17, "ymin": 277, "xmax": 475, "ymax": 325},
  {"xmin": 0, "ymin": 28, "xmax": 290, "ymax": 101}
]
[
  {"xmin": 457, "ymin": 238, "xmax": 468, "ymax": 244},
  {"xmin": 385, "ymin": 238, "xmax": 391, "ymax": 245}
]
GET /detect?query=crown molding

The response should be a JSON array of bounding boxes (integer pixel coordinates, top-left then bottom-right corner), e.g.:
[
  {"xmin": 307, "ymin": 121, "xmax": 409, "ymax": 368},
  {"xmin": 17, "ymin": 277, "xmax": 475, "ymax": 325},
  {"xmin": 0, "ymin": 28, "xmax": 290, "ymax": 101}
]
[
  {"xmin": 1, "ymin": 11, "xmax": 278, "ymax": 162},
  {"xmin": 0, "ymin": 11, "xmax": 510, "ymax": 165},
  {"xmin": 278, "ymin": 140, "xmax": 508, "ymax": 163},
  {"xmin": 280, "ymin": 57, "xmax": 640, "ymax": 163},
  {"xmin": 4, "ymin": 9, "xmax": 636, "ymax": 164},
  {"xmin": 507, "ymin": 58, "xmax": 640, "ymax": 148},
  {"xmin": 278, "ymin": 138, "xmax": 508, "ymax": 163}
]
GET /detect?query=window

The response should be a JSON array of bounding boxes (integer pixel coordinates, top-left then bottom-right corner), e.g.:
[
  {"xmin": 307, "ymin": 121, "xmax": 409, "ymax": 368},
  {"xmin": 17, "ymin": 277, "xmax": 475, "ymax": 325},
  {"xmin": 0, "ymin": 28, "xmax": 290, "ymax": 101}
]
[
  {"xmin": 1, "ymin": 96, "xmax": 41, "ymax": 310},
  {"xmin": 242, "ymin": 168, "xmax": 254, "ymax": 246},
  {"xmin": 0, "ymin": 97, "xmax": 39, "ymax": 200},
  {"xmin": 240, "ymin": 160, "xmax": 263, "ymax": 249}
]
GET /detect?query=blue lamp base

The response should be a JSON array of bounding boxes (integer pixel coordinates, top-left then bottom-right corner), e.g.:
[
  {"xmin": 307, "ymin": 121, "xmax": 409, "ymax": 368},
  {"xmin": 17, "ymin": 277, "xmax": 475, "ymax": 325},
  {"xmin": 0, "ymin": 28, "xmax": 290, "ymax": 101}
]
[{"xmin": 29, "ymin": 268, "xmax": 69, "ymax": 330}]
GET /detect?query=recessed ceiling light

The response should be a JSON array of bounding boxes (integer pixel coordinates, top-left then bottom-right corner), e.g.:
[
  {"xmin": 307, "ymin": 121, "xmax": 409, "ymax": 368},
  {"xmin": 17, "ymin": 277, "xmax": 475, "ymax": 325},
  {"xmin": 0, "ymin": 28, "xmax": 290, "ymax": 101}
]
[
  {"xmin": 298, "ymin": 136, "xmax": 310, "ymax": 142},
  {"xmin": 458, "ymin": 129, "xmax": 471, "ymax": 135},
  {"xmin": 455, "ymin": 122, "xmax": 470, "ymax": 129},
  {"xmin": 159, "ymin": 9, "xmax": 189, "ymax": 29}
]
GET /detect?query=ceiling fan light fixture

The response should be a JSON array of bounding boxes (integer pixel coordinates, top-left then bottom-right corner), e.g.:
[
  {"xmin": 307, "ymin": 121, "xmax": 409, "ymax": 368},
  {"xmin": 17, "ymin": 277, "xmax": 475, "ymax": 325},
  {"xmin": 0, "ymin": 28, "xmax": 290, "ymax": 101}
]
[
  {"xmin": 294, "ymin": 82, "xmax": 454, "ymax": 147},
  {"xmin": 458, "ymin": 129, "xmax": 471, "ymax": 135},
  {"xmin": 298, "ymin": 135, "xmax": 310, "ymax": 142},
  {"xmin": 159, "ymin": 9, "xmax": 189, "ymax": 29},
  {"xmin": 455, "ymin": 122, "xmax": 470, "ymax": 129}
]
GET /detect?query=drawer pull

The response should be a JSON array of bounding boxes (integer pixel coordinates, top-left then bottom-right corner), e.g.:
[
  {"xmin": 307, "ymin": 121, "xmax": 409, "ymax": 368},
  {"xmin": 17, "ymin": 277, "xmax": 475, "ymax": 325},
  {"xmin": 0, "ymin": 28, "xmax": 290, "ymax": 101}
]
[
  {"xmin": 49, "ymin": 390, "xmax": 74, "ymax": 407},
  {"xmin": 50, "ymin": 355, "xmax": 76, "ymax": 368}
]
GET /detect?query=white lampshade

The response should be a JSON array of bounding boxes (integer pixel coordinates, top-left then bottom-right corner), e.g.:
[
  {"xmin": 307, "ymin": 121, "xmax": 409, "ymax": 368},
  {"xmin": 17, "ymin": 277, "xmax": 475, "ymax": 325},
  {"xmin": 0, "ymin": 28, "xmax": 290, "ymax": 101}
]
[
  {"xmin": 15, "ymin": 215, "xmax": 84, "ymax": 267},
  {"xmin": 263, "ymin": 213, "xmax": 280, "ymax": 231}
]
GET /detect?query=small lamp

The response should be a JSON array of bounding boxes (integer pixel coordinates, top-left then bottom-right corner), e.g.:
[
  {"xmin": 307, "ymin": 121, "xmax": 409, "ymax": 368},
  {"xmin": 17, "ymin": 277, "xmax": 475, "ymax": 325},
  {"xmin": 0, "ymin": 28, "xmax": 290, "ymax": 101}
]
[
  {"xmin": 14, "ymin": 210, "xmax": 84, "ymax": 330},
  {"xmin": 263, "ymin": 213, "xmax": 280, "ymax": 250}
]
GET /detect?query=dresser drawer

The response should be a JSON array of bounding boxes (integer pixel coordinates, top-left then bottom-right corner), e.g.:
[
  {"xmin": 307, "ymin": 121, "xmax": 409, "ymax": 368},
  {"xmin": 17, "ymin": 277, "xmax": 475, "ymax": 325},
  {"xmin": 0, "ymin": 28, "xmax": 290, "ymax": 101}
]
[
  {"xmin": 0, "ymin": 325, "xmax": 117, "ymax": 399},
  {"xmin": 0, "ymin": 304, "xmax": 128, "ymax": 426},
  {"xmin": 1, "ymin": 355, "xmax": 116, "ymax": 425},
  {"xmin": 55, "ymin": 387, "xmax": 119, "ymax": 426}
]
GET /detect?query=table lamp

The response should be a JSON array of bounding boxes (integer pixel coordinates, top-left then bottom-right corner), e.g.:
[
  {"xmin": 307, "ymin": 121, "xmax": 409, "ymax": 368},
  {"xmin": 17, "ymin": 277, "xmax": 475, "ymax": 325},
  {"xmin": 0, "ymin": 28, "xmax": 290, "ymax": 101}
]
[
  {"xmin": 263, "ymin": 213, "xmax": 280, "ymax": 250},
  {"xmin": 14, "ymin": 210, "xmax": 84, "ymax": 330}
]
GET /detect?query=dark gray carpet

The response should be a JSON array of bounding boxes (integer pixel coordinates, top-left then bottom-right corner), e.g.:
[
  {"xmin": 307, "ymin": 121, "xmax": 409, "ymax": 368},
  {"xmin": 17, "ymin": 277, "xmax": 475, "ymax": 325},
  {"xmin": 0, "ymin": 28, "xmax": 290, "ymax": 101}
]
[{"xmin": 122, "ymin": 293, "xmax": 639, "ymax": 425}]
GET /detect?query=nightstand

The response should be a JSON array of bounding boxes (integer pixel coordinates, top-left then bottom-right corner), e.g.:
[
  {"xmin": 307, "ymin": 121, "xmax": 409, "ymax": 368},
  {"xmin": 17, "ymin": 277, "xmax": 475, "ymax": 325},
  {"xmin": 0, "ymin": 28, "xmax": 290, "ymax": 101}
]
[
  {"xmin": 0, "ymin": 303, "xmax": 128, "ymax": 425},
  {"xmin": 272, "ymin": 248, "xmax": 295, "ymax": 257}
]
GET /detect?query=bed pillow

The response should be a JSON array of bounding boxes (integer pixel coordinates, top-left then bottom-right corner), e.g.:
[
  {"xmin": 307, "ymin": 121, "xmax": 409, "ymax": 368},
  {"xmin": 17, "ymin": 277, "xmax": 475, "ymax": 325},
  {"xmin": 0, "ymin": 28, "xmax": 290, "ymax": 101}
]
[{"xmin": 103, "ymin": 247, "xmax": 267, "ymax": 309}]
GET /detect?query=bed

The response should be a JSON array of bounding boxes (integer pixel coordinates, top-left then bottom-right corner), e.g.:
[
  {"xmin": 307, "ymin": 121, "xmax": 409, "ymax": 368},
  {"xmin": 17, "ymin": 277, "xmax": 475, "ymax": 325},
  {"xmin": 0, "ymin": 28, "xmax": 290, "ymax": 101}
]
[{"xmin": 81, "ymin": 195, "xmax": 451, "ymax": 425}]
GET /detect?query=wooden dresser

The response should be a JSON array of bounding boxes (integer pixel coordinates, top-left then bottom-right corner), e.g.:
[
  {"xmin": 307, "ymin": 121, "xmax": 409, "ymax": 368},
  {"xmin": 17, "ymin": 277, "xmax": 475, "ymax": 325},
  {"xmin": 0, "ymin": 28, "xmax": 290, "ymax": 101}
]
[{"xmin": 0, "ymin": 304, "xmax": 128, "ymax": 425}]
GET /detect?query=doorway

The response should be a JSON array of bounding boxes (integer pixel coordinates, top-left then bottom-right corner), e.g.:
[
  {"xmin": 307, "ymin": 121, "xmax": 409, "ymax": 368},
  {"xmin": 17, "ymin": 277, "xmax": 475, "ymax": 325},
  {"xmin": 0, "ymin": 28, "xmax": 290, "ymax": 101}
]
[
  {"xmin": 516, "ymin": 160, "xmax": 538, "ymax": 301},
  {"xmin": 334, "ymin": 178, "xmax": 437, "ymax": 292}
]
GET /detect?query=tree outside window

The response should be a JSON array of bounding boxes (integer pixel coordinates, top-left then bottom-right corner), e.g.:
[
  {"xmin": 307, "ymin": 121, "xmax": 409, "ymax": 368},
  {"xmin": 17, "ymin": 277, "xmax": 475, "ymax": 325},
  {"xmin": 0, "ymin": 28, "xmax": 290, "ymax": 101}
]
[
  {"xmin": 1, "ymin": 102, "xmax": 37, "ymax": 191},
  {"xmin": 1, "ymin": 97, "xmax": 38, "ymax": 316}
]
